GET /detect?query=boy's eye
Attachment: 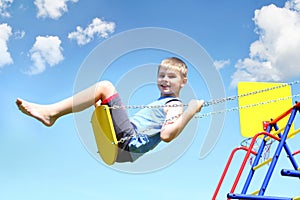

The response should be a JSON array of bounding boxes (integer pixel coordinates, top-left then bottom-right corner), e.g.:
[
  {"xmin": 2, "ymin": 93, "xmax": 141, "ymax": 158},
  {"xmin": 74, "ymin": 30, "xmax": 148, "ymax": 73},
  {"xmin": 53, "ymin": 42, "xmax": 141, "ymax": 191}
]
[{"xmin": 168, "ymin": 74, "xmax": 177, "ymax": 78}]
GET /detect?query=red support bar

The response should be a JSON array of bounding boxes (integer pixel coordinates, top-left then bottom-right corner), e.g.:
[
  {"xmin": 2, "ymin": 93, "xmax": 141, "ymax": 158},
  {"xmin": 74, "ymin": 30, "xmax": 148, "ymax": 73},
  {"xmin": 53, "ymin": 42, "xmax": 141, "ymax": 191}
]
[
  {"xmin": 270, "ymin": 108, "xmax": 293, "ymax": 125},
  {"xmin": 212, "ymin": 147, "xmax": 257, "ymax": 200},
  {"xmin": 229, "ymin": 132, "xmax": 280, "ymax": 196},
  {"xmin": 213, "ymin": 131, "xmax": 281, "ymax": 200},
  {"xmin": 270, "ymin": 101, "xmax": 300, "ymax": 124},
  {"xmin": 292, "ymin": 149, "xmax": 300, "ymax": 156}
]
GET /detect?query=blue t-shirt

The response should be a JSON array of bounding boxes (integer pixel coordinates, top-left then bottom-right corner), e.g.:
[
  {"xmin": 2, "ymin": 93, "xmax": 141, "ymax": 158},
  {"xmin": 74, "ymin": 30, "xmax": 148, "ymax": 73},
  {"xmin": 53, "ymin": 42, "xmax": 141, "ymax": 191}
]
[{"xmin": 128, "ymin": 96, "xmax": 181, "ymax": 161}]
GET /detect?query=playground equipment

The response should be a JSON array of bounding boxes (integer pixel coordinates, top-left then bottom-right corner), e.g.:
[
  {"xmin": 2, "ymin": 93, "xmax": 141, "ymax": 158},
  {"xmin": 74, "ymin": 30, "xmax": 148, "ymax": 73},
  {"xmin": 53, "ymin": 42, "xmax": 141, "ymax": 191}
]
[
  {"xmin": 213, "ymin": 82, "xmax": 300, "ymax": 200},
  {"xmin": 90, "ymin": 81, "xmax": 300, "ymax": 198}
]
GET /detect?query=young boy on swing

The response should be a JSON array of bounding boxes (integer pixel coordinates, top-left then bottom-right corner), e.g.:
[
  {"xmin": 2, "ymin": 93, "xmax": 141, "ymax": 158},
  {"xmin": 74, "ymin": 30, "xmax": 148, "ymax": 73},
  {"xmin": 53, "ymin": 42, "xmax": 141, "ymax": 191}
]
[{"xmin": 16, "ymin": 57, "xmax": 204, "ymax": 162}]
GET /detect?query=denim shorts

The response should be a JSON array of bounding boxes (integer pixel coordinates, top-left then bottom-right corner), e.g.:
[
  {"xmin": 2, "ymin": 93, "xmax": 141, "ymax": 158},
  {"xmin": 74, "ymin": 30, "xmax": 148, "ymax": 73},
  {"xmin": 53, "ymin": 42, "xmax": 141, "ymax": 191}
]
[
  {"xmin": 102, "ymin": 93, "xmax": 162, "ymax": 162},
  {"xmin": 102, "ymin": 93, "xmax": 136, "ymax": 162}
]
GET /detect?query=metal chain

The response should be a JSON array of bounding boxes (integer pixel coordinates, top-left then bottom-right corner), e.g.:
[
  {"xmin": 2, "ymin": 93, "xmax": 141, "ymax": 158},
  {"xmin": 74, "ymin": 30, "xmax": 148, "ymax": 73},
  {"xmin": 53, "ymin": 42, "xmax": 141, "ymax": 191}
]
[
  {"xmin": 108, "ymin": 80, "xmax": 300, "ymax": 110},
  {"xmin": 116, "ymin": 92, "xmax": 300, "ymax": 143},
  {"xmin": 109, "ymin": 102, "xmax": 185, "ymax": 110},
  {"xmin": 195, "ymin": 93, "xmax": 300, "ymax": 119},
  {"xmin": 110, "ymin": 80, "xmax": 300, "ymax": 144},
  {"xmin": 202, "ymin": 80, "xmax": 300, "ymax": 107}
]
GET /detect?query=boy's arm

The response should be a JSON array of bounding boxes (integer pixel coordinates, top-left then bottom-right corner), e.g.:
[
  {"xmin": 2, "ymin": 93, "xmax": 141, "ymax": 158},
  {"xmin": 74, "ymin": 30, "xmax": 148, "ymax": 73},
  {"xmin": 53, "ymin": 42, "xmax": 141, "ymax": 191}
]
[{"xmin": 160, "ymin": 99, "xmax": 204, "ymax": 142}]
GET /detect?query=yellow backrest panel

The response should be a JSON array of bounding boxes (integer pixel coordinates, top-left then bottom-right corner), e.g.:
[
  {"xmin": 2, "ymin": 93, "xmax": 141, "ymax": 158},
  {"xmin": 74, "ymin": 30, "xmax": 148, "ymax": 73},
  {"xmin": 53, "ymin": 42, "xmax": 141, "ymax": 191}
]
[
  {"xmin": 91, "ymin": 105, "xmax": 118, "ymax": 165},
  {"xmin": 238, "ymin": 82, "xmax": 293, "ymax": 137}
]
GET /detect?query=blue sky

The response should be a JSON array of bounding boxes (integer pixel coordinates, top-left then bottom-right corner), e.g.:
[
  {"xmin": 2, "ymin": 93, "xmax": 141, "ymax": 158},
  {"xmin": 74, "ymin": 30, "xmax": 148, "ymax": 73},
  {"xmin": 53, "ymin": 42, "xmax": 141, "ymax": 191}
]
[{"xmin": 1, "ymin": 0, "xmax": 300, "ymax": 199}]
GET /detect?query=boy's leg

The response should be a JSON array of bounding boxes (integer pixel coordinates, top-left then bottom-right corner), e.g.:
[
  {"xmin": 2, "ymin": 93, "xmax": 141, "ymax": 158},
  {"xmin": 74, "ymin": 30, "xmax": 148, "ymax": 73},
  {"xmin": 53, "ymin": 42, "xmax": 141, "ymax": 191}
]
[
  {"xmin": 102, "ymin": 94, "xmax": 135, "ymax": 162},
  {"xmin": 16, "ymin": 80, "xmax": 116, "ymax": 126}
]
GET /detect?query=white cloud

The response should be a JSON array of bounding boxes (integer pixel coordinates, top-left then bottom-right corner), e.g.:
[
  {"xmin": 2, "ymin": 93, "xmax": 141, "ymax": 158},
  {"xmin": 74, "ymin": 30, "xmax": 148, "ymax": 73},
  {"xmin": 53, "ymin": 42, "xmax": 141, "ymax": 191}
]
[
  {"xmin": 14, "ymin": 30, "xmax": 25, "ymax": 39},
  {"xmin": 231, "ymin": 0, "xmax": 300, "ymax": 87},
  {"xmin": 34, "ymin": 0, "xmax": 78, "ymax": 19},
  {"xmin": 28, "ymin": 36, "xmax": 64, "ymax": 74},
  {"xmin": 68, "ymin": 17, "xmax": 116, "ymax": 45},
  {"xmin": 0, "ymin": 0, "xmax": 13, "ymax": 17},
  {"xmin": 0, "ymin": 23, "xmax": 13, "ymax": 68},
  {"xmin": 285, "ymin": 0, "xmax": 300, "ymax": 11},
  {"xmin": 214, "ymin": 59, "xmax": 230, "ymax": 70}
]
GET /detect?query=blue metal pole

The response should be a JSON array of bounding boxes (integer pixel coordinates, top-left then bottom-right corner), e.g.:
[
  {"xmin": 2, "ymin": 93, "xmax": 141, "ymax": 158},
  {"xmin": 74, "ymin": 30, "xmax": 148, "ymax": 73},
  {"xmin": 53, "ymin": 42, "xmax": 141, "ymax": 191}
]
[
  {"xmin": 258, "ymin": 107, "xmax": 298, "ymax": 195},
  {"xmin": 274, "ymin": 123, "xmax": 300, "ymax": 177},
  {"xmin": 273, "ymin": 123, "xmax": 299, "ymax": 170},
  {"xmin": 281, "ymin": 169, "xmax": 300, "ymax": 178},
  {"xmin": 282, "ymin": 138, "xmax": 299, "ymax": 170},
  {"xmin": 241, "ymin": 124, "xmax": 274, "ymax": 194}
]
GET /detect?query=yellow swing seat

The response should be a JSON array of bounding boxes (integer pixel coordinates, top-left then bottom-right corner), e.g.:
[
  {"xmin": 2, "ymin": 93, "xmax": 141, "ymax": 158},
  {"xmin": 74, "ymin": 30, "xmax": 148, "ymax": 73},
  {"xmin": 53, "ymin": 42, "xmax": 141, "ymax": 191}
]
[{"xmin": 91, "ymin": 105, "xmax": 118, "ymax": 165}]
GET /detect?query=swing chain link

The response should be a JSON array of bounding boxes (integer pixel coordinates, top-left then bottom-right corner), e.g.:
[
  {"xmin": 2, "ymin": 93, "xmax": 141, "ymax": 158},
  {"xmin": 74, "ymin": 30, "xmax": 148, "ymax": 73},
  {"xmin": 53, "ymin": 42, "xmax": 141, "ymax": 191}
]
[
  {"xmin": 109, "ymin": 102, "xmax": 185, "ymax": 110},
  {"xmin": 196, "ymin": 93, "xmax": 300, "ymax": 118},
  {"xmin": 108, "ymin": 80, "xmax": 300, "ymax": 120},
  {"xmin": 111, "ymin": 80, "xmax": 300, "ymax": 144},
  {"xmin": 202, "ymin": 80, "xmax": 300, "ymax": 107},
  {"xmin": 109, "ymin": 80, "xmax": 300, "ymax": 111}
]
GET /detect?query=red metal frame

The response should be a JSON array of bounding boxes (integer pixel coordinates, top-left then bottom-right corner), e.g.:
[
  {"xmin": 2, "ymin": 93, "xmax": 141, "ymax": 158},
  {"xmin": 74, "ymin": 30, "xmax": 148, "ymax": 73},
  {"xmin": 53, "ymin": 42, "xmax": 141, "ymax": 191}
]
[{"xmin": 213, "ymin": 132, "xmax": 280, "ymax": 200}]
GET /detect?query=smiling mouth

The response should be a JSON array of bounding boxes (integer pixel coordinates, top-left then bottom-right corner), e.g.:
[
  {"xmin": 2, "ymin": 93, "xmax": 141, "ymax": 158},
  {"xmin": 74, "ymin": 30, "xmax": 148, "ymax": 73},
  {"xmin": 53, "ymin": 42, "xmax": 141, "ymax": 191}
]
[{"xmin": 161, "ymin": 85, "xmax": 170, "ymax": 89}]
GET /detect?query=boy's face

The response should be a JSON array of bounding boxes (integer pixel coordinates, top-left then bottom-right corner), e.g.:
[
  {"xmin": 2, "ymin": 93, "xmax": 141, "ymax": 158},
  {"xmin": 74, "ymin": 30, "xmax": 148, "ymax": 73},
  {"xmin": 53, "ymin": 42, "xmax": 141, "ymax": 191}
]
[{"xmin": 157, "ymin": 67, "xmax": 187, "ymax": 97}]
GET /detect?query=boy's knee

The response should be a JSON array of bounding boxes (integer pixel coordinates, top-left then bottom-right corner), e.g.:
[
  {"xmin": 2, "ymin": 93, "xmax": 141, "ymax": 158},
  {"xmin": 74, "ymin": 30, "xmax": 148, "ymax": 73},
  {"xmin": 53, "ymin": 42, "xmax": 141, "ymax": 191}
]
[
  {"xmin": 97, "ymin": 80, "xmax": 116, "ymax": 96},
  {"xmin": 99, "ymin": 80, "xmax": 114, "ymax": 88}
]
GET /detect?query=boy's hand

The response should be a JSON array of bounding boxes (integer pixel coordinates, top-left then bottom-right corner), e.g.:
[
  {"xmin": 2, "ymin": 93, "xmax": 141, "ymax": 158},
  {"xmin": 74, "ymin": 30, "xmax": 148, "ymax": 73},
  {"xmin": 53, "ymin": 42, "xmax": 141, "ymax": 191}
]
[{"xmin": 187, "ymin": 99, "xmax": 204, "ymax": 113}]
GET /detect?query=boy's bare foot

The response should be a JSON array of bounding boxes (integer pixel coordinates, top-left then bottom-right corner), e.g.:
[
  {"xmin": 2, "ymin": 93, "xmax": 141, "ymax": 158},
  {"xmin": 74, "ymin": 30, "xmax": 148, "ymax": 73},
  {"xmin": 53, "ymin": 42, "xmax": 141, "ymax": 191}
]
[{"xmin": 16, "ymin": 98, "xmax": 57, "ymax": 127}]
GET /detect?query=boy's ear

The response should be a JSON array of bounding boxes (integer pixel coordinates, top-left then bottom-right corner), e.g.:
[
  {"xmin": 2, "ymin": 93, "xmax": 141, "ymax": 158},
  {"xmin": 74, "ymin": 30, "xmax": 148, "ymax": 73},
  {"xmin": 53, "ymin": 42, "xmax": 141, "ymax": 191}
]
[{"xmin": 181, "ymin": 77, "xmax": 187, "ymax": 88}]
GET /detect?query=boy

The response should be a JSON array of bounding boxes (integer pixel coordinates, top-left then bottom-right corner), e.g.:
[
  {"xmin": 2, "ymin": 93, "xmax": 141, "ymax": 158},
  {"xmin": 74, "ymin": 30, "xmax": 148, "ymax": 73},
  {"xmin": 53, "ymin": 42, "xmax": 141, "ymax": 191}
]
[{"xmin": 16, "ymin": 57, "xmax": 204, "ymax": 162}]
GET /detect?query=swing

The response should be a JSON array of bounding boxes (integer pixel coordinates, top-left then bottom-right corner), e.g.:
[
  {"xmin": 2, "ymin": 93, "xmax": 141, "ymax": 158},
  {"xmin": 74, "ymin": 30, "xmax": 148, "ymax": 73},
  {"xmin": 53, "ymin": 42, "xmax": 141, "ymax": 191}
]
[
  {"xmin": 91, "ymin": 81, "xmax": 300, "ymax": 166},
  {"xmin": 91, "ymin": 105, "xmax": 118, "ymax": 165}
]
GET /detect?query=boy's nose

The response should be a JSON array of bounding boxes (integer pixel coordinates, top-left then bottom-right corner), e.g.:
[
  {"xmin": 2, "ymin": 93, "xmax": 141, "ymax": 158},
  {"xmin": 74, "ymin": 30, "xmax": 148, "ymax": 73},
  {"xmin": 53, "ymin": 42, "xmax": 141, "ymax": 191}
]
[{"xmin": 162, "ymin": 76, "xmax": 169, "ymax": 81}]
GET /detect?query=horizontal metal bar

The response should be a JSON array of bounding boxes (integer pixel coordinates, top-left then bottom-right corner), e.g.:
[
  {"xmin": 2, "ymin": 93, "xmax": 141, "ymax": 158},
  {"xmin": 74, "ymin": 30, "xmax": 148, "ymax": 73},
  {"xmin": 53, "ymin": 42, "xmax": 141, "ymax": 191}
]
[
  {"xmin": 227, "ymin": 193, "xmax": 292, "ymax": 200},
  {"xmin": 281, "ymin": 169, "xmax": 300, "ymax": 178}
]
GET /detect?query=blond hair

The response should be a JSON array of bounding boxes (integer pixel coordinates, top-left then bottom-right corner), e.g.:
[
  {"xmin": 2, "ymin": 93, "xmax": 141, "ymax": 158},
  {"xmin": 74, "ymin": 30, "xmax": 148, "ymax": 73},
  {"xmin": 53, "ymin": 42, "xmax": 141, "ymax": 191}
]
[{"xmin": 158, "ymin": 57, "xmax": 188, "ymax": 78}]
